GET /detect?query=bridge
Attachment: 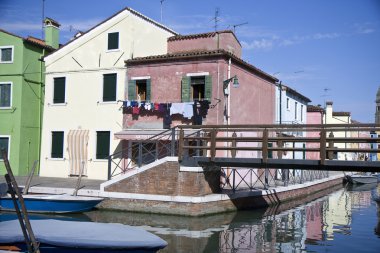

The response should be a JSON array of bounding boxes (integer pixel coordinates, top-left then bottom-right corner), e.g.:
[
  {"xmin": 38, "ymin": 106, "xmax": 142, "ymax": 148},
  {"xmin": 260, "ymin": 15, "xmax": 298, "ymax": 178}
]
[
  {"xmin": 177, "ymin": 123, "xmax": 380, "ymax": 172},
  {"xmin": 108, "ymin": 123, "xmax": 380, "ymax": 191}
]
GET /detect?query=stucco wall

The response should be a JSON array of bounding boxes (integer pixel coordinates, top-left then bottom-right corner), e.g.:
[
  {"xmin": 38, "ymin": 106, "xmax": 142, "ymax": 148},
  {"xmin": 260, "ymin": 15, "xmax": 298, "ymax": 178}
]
[{"xmin": 39, "ymin": 10, "xmax": 175, "ymax": 179}]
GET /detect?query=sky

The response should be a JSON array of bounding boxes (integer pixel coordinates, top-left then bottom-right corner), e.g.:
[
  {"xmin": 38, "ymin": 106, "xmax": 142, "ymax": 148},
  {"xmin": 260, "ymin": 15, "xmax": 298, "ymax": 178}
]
[{"xmin": 1, "ymin": 0, "xmax": 379, "ymax": 123}]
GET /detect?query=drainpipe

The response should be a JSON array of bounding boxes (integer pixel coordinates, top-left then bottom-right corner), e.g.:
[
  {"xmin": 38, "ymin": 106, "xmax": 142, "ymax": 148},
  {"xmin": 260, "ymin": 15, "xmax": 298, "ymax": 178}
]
[
  {"xmin": 227, "ymin": 58, "xmax": 231, "ymax": 126},
  {"xmin": 279, "ymin": 81, "xmax": 282, "ymax": 124},
  {"xmin": 37, "ymin": 48, "xmax": 45, "ymax": 175}
]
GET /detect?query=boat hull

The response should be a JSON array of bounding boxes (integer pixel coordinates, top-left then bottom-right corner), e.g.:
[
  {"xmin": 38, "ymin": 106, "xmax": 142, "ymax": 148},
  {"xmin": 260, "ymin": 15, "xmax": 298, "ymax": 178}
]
[
  {"xmin": 0, "ymin": 195, "xmax": 103, "ymax": 213},
  {"xmin": 344, "ymin": 175, "xmax": 378, "ymax": 184}
]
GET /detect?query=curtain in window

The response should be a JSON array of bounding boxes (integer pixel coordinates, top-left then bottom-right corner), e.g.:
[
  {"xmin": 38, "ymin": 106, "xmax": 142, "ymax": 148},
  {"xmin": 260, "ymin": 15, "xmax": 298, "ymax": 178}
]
[
  {"xmin": 0, "ymin": 83, "xmax": 11, "ymax": 107},
  {"xmin": 67, "ymin": 130, "xmax": 89, "ymax": 176}
]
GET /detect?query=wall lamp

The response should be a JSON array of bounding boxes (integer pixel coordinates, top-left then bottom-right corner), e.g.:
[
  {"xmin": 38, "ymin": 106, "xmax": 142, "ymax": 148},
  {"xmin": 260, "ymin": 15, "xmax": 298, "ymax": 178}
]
[{"xmin": 223, "ymin": 75, "xmax": 239, "ymax": 95}]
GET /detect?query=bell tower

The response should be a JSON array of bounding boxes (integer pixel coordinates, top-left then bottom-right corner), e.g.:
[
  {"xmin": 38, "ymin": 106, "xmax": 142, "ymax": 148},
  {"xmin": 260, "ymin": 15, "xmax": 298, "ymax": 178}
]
[{"xmin": 376, "ymin": 87, "xmax": 380, "ymax": 124}]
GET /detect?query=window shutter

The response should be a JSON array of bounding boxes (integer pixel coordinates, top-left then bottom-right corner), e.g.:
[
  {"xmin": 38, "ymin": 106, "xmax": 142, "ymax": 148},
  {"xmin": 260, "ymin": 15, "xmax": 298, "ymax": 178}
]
[
  {"xmin": 53, "ymin": 77, "xmax": 65, "ymax": 104},
  {"xmin": 128, "ymin": 80, "xmax": 136, "ymax": 100},
  {"xmin": 181, "ymin": 76, "xmax": 190, "ymax": 102},
  {"xmin": 146, "ymin": 79, "xmax": 151, "ymax": 101},
  {"xmin": 96, "ymin": 131, "xmax": 110, "ymax": 159},
  {"xmin": 205, "ymin": 75, "xmax": 212, "ymax": 100},
  {"xmin": 51, "ymin": 131, "xmax": 64, "ymax": 158},
  {"xmin": 108, "ymin": 32, "xmax": 119, "ymax": 50},
  {"xmin": 103, "ymin": 74, "xmax": 117, "ymax": 101}
]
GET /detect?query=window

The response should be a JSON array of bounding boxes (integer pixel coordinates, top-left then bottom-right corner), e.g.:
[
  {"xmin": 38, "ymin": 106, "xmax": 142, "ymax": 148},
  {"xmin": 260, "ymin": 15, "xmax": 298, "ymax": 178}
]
[
  {"xmin": 107, "ymin": 32, "xmax": 119, "ymax": 50},
  {"xmin": 301, "ymin": 105, "xmax": 304, "ymax": 121},
  {"xmin": 128, "ymin": 79, "xmax": 151, "ymax": 101},
  {"xmin": 0, "ymin": 82, "xmax": 11, "ymax": 108},
  {"xmin": 286, "ymin": 98, "xmax": 290, "ymax": 109},
  {"xmin": 0, "ymin": 136, "xmax": 10, "ymax": 159},
  {"xmin": 96, "ymin": 131, "xmax": 110, "ymax": 159},
  {"xmin": 53, "ymin": 77, "xmax": 66, "ymax": 104},
  {"xmin": 0, "ymin": 46, "xmax": 13, "ymax": 63},
  {"xmin": 295, "ymin": 102, "xmax": 298, "ymax": 120},
  {"xmin": 51, "ymin": 131, "xmax": 64, "ymax": 158},
  {"xmin": 181, "ymin": 75, "xmax": 212, "ymax": 102},
  {"xmin": 103, "ymin": 73, "xmax": 117, "ymax": 102}
]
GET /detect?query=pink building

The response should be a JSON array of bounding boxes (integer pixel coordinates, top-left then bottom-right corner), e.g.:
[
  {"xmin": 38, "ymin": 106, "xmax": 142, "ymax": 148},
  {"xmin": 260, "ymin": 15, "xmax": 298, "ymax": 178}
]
[
  {"xmin": 306, "ymin": 105, "xmax": 324, "ymax": 160},
  {"xmin": 116, "ymin": 30, "xmax": 277, "ymax": 137}
]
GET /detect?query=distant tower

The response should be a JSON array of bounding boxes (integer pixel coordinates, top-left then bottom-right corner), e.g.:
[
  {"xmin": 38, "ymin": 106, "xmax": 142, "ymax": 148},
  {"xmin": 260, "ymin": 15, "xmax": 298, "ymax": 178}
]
[{"xmin": 376, "ymin": 87, "xmax": 380, "ymax": 124}]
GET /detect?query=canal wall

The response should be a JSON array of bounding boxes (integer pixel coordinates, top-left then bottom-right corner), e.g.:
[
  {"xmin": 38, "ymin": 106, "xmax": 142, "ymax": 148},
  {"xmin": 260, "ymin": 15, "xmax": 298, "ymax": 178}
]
[{"xmin": 97, "ymin": 157, "xmax": 345, "ymax": 216}]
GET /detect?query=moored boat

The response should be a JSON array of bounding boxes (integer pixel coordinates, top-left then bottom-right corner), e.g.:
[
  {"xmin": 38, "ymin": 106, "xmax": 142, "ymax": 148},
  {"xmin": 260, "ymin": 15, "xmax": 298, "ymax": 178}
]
[
  {"xmin": 0, "ymin": 219, "xmax": 167, "ymax": 253},
  {"xmin": 0, "ymin": 194, "xmax": 103, "ymax": 213},
  {"xmin": 343, "ymin": 173, "xmax": 378, "ymax": 185}
]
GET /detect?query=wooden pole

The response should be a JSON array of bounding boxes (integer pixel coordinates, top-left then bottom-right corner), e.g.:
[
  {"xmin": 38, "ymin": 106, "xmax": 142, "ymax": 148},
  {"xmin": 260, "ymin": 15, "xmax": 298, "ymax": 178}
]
[
  {"xmin": 1, "ymin": 149, "xmax": 40, "ymax": 253},
  {"xmin": 23, "ymin": 160, "xmax": 38, "ymax": 195},
  {"xmin": 73, "ymin": 161, "xmax": 84, "ymax": 196}
]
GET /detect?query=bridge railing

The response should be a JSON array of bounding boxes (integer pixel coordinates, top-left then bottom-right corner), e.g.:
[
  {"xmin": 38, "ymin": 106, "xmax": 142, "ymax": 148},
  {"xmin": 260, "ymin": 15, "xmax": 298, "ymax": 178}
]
[{"xmin": 177, "ymin": 124, "xmax": 380, "ymax": 164}]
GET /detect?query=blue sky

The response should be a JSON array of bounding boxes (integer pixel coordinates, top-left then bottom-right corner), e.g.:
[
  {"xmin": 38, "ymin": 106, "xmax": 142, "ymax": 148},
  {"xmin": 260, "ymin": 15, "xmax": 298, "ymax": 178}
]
[{"xmin": 1, "ymin": 0, "xmax": 379, "ymax": 123}]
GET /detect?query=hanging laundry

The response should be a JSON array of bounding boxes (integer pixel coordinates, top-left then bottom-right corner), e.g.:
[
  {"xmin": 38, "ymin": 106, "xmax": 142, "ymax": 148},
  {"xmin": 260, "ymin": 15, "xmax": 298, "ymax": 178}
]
[
  {"xmin": 183, "ymin": 102, "xmax": 194, "ymax": 119},
  {"xmin": 132, "ymin": 106, "xmax": 140, "ymax": 115},
  {"xmin": 158, "ymin": 103, "xmax": 166, "ymax": 112},
  {"xmin": 170, "ymin": 103, "xmax": 185, "ymax": 116},
  {"xmin": 123, "ymin": 101, "xmax": 130, "ymax": 108},
  {"xmin": 131, "ymin": 101, "xmax": 138, "ymax": 107},
  {"xmin": 154, "ymin": 103, "xmax": 160, "ymax": 111}
]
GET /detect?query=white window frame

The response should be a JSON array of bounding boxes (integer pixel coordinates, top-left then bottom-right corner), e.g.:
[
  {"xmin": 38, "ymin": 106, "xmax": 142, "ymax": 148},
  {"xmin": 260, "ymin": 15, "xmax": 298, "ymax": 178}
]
[
  {"xmin": 0, "ymin": 46, "xmax": 14, "ymax": 63},
  {"xmin": 0, "ymin": 81, "xmax": 12, "ymax": 109},
  {"xmin": 107, "ymin": 32, "xmax": 120, "ymax": 52},
  {"xmin": 0, "ymin": 135, "xmax": 11, "ymax": 160}
]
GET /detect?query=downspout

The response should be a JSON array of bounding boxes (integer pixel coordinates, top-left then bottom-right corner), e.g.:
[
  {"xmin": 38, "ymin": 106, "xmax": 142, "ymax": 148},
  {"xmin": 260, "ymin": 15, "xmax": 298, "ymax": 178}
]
[
  {"xmin": 279, "ymin": 81, "xmax": 282, "ymax": 124},
  {"xmin": 227, "ymin": 58, "xmax": 231, "ymax": 126},
  {"xmin": 37, "ymin": 48, "xmax": 45, "ymax": 175}
]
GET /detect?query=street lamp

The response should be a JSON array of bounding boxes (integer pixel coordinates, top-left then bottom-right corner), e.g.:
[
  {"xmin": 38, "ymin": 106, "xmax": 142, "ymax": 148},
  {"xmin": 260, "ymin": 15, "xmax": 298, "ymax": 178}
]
[{"xmin": 223, "ymin": 75, "xmax": 239, "ymax": 95}]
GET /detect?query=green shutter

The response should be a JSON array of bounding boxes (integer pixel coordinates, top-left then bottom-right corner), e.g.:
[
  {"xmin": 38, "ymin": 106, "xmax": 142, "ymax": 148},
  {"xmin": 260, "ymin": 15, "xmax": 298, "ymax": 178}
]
[
  {"xmin": 96, "ymin": 131, "xmax": 110, "ymax": 159},
  {"xmin": 205, "ymin": 75, "xmax": 212, "ymax": 100},
  {"xmin": 51, "ymin": 131, "xmax": 64, "ymax": 158},
  {"xmin": 128, "ymin": 80, "xmax": 136, "ymax": 100},
  {"xmin": 103, "ymin": 74, "xmax": 117, "ymax": 101},
  {"xmin": 53, "ymin": 77, "xmax": 65, "ymax": 104},
  {"xmin": 181, "ymin": 76, "xmax": 190, "ymax": 102},
  {"xmin": 146, "ymin": 79, "xmax": 151, "ymax": 101},
  {"xmin": 108, "ymin": 32, "xmax": 119, "ymax": 50}
]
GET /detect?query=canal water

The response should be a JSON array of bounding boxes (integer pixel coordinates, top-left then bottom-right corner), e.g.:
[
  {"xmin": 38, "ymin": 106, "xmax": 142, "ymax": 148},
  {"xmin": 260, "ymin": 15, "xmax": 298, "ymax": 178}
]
[
  {"xmin": 1, "ymin": 183, "xmax": 379, "ymax": 252},
  {"xmin": 84, "ymin": 183, "xmax": 380, "ymax": 253}
]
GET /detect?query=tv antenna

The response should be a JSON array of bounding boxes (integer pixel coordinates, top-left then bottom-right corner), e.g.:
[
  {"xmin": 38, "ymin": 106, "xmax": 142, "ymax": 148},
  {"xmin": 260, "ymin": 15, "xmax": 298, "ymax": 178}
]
[
  {"xmin": 321, "ymin": 87, "xmax": 331, "ymax": 106},
  {"xmin": 211, "ymin": 7, "xmax": 220, "ymax": 31},
  {"xmin": 232, "ymin": 22, "xmax": 248, "ymax": 33},
  {"xmin": 160, "ymin": 0, "xmax": 166, "ymax": 23}
]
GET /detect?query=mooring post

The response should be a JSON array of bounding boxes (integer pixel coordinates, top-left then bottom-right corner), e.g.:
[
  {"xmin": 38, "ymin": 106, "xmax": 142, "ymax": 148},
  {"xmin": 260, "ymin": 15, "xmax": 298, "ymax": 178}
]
[
  {"xmin": 107, "ymin": 156, "xmax": 112, "ymax": 180},
  {"xmin": 320, "ymin": 129, "xmax": 326, "ymax": 165},
  {"xmin": 138, "ymin": 142, "xmax": 143, "ymax": 167},
  {"xmin": 210, "ymin": 129, "xmax": 217, "ymax": 161},
  {"xmin": 262, "ymin": 129, "xmax": 268, "ymax": 163},
  {"xmin": 328, "ymin": 132, "xmax": 334, "ymax": 160},
  {"xmin": 23, "ymin": 160, "xmax": 38, "ymax": 195},
  {"xmin": 231, "ymin": 132, "xmax": 237, "ymax": 158},
  {"xmin": 170, "ymin": 127, "xmax": 176, "ymax": 156}
]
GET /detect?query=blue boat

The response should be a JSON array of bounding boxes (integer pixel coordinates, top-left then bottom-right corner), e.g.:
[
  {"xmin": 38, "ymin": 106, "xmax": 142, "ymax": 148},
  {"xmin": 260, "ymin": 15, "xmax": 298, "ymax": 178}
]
[
  {"xmin": 0, "ymin": 219, "xmax": 167, "ymax": 253},
  {"xmin": 0, "ymin": 194, "xmax": 103, "ymax": 213}
]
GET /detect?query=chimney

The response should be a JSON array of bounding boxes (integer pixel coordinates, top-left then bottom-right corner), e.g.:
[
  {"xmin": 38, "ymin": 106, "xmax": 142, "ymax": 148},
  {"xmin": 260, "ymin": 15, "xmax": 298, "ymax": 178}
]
[
  {"xmin": 325, "ymin": 101, "xmax": 333, "ymax": 123},
  {"xmin": 44, "ymin": 17, "xmax": 60, "ymax": 49}
]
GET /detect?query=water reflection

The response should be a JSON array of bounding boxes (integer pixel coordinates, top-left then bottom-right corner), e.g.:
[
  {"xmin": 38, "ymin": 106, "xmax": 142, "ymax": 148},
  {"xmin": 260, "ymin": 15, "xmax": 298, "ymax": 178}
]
[{"xmin": 84, "ymin": 183, "xmax": 380, "ymax": 252}]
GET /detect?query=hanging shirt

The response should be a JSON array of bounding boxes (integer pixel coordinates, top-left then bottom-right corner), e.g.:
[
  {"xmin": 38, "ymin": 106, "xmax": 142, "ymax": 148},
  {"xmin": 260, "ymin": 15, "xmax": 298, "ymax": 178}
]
[
  {"xmin": 183, "ymin": 102, "xmax": 194, "ymax": 119},
  {"xmin": 132, "ymin": 107, "xmax": 140, "ymax": 115},
  {"xmin": 170, "ymin": 103, "xmax": 185, "ymax": 116}
]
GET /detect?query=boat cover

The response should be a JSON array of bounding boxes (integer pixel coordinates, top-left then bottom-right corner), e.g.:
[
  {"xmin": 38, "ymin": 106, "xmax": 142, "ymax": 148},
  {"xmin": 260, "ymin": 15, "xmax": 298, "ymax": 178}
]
[{"xmin": 0, "ymin": 219, "xmax": 167, "ymax": 250}]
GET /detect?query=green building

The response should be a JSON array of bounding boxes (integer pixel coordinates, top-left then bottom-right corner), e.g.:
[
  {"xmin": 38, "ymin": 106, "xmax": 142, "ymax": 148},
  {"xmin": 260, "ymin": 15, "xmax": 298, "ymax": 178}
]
[{"xmin": 0, "ymin": 18, "xmax": 59, "ymax": 175}]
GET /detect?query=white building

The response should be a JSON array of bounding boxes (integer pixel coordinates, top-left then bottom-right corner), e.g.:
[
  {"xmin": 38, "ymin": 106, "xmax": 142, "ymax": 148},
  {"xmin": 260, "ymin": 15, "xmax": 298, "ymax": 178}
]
[{"xmin": 39, "ymin": 8, "xmax": 177, "ymax": 179}]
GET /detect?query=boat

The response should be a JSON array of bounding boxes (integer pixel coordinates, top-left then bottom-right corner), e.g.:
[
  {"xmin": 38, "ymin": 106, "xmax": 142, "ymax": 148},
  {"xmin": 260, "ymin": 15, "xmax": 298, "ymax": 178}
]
[
  {"xmin": 0, "ymin": 219, "xmax": 167, "ymax": 253},
  {"xmin": 0, "ymin": 194, "xmax": 103, "ymax": 213},
  {"xmin": 343, "ymin": 173, "xmax": 378, "ymax": 185}
]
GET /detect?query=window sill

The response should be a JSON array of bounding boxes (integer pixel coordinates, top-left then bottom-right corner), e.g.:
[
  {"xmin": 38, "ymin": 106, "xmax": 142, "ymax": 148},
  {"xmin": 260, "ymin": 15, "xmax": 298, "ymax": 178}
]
[
  {"xmin": 92, "ymin": 159, "xmax": 108, "ymax": 162},
  {"xmin": 48, "ymin": 102, "xmax": 68, "ymax": 106},
  {"xmin": 0, "ymin": 106, "xmax": 13, "ymax": 110},
  {"xmin": 106, "ymin": 49, "xmax": 120, "ymax": 53},
  {"xmin": 97, "ymin": 101, "xmax": 118, "ymax": 105},
  {"xmin": 0, "ymin": 61, "xmax": 13, "ymax": 64},
  {"xmin": 46, "ymin": 157, "xmax": 66, "ymax": 161}
]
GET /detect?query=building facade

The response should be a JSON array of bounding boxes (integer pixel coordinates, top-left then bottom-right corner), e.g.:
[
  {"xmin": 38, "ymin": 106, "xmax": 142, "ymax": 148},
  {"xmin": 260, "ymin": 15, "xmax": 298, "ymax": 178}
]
[
  {"xmin": 0, "ymin": 20, "xmax": 56, "ymax": 176},
  {"xmin": 39, "ymin": 8, "xmax": 177, "ymax": 180}
]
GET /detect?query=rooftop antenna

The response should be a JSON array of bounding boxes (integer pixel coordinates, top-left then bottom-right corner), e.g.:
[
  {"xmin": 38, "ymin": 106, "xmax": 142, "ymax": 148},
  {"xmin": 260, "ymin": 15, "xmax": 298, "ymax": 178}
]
[
  {"xmin": 232, "ymin": 22, "xmax": 248, "ymax": 33},
  {"xmin": 212, "ymin": 7, "xmax": 220, "ymax": 31},
  {"xmin": 321, "ymin": 87, "xmax": 331, "ymax": 106},
  {"xmin": 41, "ymin": 0, "xmax": 45, "ymax": 39},
  {"xmin": 160, "ymin": 0, "xmax": 165, "ymax": 23}
]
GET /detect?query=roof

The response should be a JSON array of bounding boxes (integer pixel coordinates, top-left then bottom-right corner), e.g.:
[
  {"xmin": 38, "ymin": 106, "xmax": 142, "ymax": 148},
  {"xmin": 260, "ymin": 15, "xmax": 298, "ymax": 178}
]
[
  {"xmin": 44, "ymin": 7, "xmax": 178, "ymax": 59},
  {"xmin": 0, "ymin": 29, "xmax": 55, "ymax": 51},
  {"xmin": 126, "ymin": 49, "xmax": 278, "ymax": 83},
  {"xmin": 280, "ymin": 84, "xmax": 311, "ymax": 103},
  {"xmin": 45, "ymin": 17, "xmax": 61, "ymax": 27},
  {"xmin": 168, "ymin": 30, "xmax": 241, "ymax": 46},
  {"xmin": 307, "ymin": 105, "xmax": 324, "ymax": 112},
  {"xmin": 333, "ymin": 111, "xmax": 351, "ymax": 117}
]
